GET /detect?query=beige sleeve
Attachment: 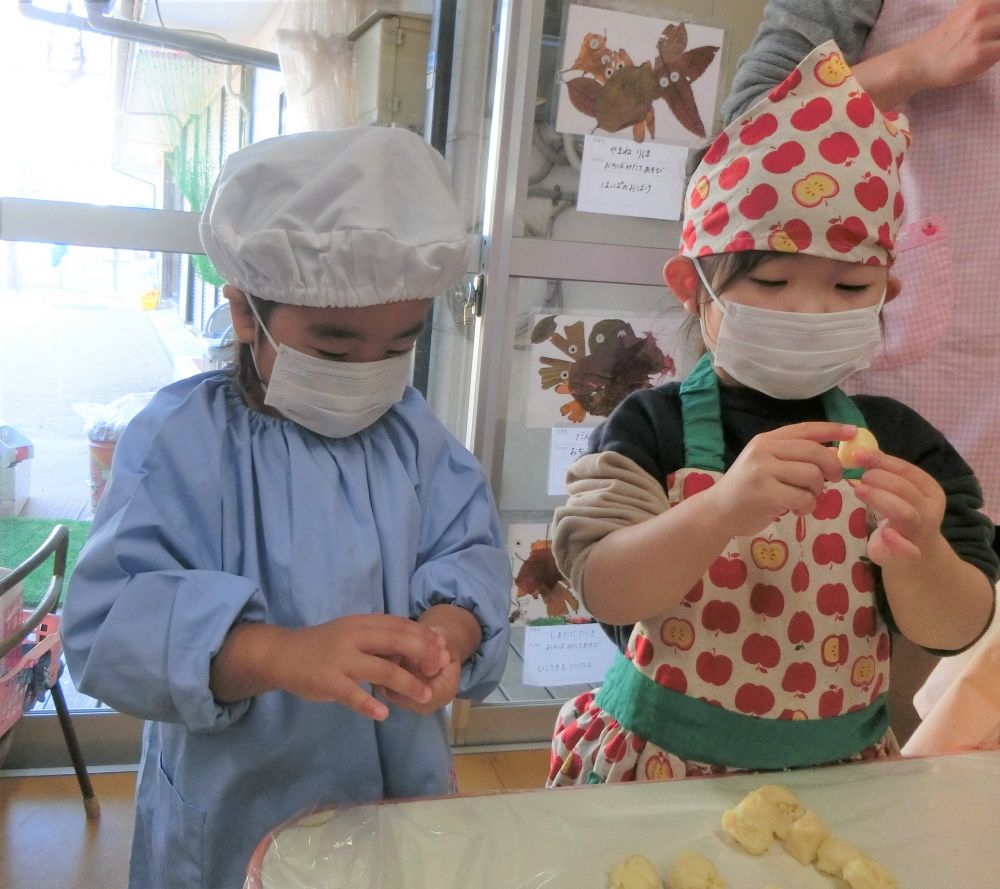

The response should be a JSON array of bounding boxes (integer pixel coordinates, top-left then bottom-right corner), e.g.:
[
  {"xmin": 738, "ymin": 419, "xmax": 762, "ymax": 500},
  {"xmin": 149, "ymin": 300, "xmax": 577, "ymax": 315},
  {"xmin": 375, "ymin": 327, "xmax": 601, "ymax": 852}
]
[{"xmin": 552, "ymin": 451, "xmax": 670, "ymax": 609}]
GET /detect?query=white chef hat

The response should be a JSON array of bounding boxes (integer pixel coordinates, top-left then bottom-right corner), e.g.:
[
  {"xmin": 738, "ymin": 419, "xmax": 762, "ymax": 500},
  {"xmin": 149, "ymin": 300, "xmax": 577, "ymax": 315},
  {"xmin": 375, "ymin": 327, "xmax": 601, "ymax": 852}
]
[{"xmin": 199, "ymin": 127, "xmax": 470, "ymax": 307}]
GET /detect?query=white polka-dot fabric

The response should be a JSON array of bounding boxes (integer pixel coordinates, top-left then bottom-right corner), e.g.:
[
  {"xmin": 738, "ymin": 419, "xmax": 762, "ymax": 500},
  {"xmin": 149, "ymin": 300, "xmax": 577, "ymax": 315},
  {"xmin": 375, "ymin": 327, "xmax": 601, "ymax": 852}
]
[{"xmin": 681, "ymin": 40, "xmax": 910, "ymax": 266}]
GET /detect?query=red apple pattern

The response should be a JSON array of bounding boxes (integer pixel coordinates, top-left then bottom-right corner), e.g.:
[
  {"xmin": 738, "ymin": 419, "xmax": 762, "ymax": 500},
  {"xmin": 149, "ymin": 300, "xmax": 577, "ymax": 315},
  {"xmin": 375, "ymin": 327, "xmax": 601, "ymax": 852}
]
[
  {"xmin": 762, "ymin": 141, "xmax": 805, "ymax": 174},
  {"xmin": 549, "ymin": 470, "xmax": 888, "ymax": 778},
  {"xmin": 812, "ymin": 488, "xmax": 843, "ymax": 520},
  {"xmin": 739, "ymin": 184, "xmax": 780, "ymax": 219},
  {"xmin": 677, "ymin": 40, "xmax": 909, "ymax": 265}
]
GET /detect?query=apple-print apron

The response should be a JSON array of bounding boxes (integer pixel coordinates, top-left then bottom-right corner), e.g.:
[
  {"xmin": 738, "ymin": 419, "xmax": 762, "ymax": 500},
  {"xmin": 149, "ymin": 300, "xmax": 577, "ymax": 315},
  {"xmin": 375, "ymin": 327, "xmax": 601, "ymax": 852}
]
[{"xmin": 548, "ymin": 354, "xmax": 897, "ymax": 787}]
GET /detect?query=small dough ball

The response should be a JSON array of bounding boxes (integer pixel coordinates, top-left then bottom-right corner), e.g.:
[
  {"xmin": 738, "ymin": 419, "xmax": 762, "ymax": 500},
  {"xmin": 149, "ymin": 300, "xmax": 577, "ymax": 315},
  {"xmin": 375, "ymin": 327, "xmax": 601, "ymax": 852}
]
[
  {"xmin": 666, "ymin": 851, "xmax": 727, "ymax": 889},
  {"xmin": 837, "ymin": 427, "xmax": 879, "ymax": 468},
  {"xmin": 608, "ymin": 853, "xmax": 662, "ymax": 889},
  {"xmin": 816, "ymin": 836, "xmax": 865, "ymax": 877},
  {"xmin": 748, "ymin": 785, "xmax": 805, "ymax": 840},
  {"xmin": 842, "ymin": 856, "xmax": 900, "ymax": 889},
  {"xmin": 783, "ymin": 809, "xmax": 831, "ymax": 866},
  {"xmin": 721, "ymin": 807, "xmax": 772, "ymax": 856}
]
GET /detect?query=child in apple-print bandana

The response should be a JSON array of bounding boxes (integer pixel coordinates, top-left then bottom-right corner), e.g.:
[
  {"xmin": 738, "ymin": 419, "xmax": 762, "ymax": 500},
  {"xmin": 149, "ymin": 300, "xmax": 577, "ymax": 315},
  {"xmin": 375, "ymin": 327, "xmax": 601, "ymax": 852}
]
[{"xmin": 546, "ymin": 40, "xmax": 997, "ymax": 788}]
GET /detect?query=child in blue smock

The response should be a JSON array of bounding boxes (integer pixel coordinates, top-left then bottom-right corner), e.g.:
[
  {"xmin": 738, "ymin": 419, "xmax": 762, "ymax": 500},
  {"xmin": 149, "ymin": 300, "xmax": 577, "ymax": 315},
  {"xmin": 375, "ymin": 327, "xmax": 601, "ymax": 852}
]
[
  {"xmin": 547, "ymin": 42, "xmax": 996, "ymax": 787},
  {"xmin": 62, "ymin": 127, "xmax": 512, "ymax": 889}
]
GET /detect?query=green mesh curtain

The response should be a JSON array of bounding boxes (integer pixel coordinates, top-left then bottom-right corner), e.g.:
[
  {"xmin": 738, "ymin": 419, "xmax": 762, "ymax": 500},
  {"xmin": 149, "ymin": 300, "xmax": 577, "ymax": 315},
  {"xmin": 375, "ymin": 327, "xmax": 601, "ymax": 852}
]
[
  {"xmin": 168, "ymin": 115, "xmax": 223, "ymax": 286},
  {"xmin": 136, "ymin": 49, "xmax": 232, "ymax": 287}
]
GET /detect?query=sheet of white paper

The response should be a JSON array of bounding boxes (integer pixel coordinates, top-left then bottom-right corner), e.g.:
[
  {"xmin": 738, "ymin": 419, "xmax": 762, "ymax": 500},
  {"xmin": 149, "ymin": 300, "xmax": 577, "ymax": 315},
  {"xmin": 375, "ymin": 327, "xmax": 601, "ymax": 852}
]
[
  {"xmin": 522, "ymin": 622, "xmax": 619, "ymax": 687},
  {"xmin": 555, "ymin": 5, "xmax": 724, "ymax": 148},
  {"xmin": 547, "ymin": 426, "xmax": 592, "ymax": 495},
  {"xmin": 507, "ymin": 522, "xmax": 591, "ymax": 626},
  {"xmin": 577, "ymin": 134, "xmax": 687, "ymax": 220},
  {"xmin": 526, "ymin": 310, "xmax": 686, "ymax": 430}
]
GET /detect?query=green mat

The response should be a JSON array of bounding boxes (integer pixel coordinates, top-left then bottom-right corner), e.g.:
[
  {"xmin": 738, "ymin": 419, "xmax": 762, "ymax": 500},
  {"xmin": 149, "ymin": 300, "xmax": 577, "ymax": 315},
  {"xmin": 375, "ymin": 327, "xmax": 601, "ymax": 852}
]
[{"xmin": 0, "ymin": 518, "xmax": 92, "ymax": 608}]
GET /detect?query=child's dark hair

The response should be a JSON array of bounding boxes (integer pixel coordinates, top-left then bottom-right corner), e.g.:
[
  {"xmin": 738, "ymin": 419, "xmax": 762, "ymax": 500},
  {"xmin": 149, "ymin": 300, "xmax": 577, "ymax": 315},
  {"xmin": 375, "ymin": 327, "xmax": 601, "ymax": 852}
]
[
  {"xmin": 231, "ymin": 295, "xmax": 279, "ymax": 394},
  {"xmin": 680, "ymin": 251, "xmax": 774, "ymax": 353}
]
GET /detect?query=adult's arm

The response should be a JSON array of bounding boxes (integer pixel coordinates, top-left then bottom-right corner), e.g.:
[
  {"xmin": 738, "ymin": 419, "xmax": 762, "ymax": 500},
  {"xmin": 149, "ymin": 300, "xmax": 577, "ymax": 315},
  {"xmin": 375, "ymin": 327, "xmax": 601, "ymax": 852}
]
[
  {"xmin": 721, "ymin": 0, "xmax": 883, "ymax": 122},
  {"xmin": 723, "ymin": 0, "xmax": 1000, "ymax": 120},
  {"xmin": 851, "ymin": 0, "xmax": 1000, "ymax": 109}
]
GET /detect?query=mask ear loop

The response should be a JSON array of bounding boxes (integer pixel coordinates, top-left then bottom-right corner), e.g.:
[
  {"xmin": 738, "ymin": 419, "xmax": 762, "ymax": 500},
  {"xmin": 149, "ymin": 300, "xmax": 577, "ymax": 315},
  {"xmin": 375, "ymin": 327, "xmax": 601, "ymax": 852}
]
[
  {"xmin": 690, "ymin": 256, "xmax": 726, "ymax": 352},
  {"xmin": 874, "ymin": 286, "xmax": 887, "ymax": 314},
  {"xmin": 245, "ymin": 294, "xmax": 279, "ymax": 389}
]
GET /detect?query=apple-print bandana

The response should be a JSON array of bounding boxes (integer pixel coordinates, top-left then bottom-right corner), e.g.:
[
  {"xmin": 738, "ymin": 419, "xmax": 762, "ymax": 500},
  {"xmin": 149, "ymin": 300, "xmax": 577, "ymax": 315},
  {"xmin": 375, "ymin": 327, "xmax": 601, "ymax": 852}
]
[{"xmin": 680, "ymin": 40, "xmax": 911, "ymax": 265}]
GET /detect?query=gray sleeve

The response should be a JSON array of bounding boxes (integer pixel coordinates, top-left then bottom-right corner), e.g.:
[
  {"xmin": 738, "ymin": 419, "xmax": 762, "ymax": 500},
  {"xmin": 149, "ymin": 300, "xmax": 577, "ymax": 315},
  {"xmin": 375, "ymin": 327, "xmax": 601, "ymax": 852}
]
[{"xmin": 721, "ymin": 0, "xmax": 885, "ymax": 123}]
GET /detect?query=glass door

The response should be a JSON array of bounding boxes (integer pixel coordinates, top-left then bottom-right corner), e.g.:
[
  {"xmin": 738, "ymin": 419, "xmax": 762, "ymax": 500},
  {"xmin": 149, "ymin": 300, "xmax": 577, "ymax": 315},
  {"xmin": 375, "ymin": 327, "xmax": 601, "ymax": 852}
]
[{"xmin": 456, "ymin": 0, "xmax": 770, "ymax": 745}]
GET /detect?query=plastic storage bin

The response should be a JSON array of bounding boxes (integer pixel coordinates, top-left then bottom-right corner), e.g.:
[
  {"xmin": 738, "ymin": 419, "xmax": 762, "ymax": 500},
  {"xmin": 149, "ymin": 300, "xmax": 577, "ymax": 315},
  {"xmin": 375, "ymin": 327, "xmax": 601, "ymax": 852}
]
[{"xmin": 0, "ymin": 426, "xmax": 33, "ymax": 517}]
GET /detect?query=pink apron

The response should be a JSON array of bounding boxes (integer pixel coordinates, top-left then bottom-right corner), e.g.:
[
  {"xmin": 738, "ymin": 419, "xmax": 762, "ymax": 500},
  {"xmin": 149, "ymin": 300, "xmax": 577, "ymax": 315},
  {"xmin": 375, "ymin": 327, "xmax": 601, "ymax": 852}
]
[
  {"xmin": 846, "ymin": 0, "xmax": 1000, "ymax": 522},
  {"xmin": 548, "ymin": 356, "xmax": 897, "ymax": 786}
]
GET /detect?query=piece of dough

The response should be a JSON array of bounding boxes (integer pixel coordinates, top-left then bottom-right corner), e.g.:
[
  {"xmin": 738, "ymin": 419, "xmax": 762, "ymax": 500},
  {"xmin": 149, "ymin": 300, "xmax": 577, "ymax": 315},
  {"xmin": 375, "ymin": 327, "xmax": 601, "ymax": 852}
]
[
  {"xmin": 842, "ymin": 856, "xmax": 900, "ymax": 889},
  {"xmin": 721, "ymin": 807, "xmax": 773, "ymax": 856},
  {"xmin": 722, "ymin": 784, "xmax": 804, "ymax": 853},
  {"xmin": 783, "ymin": 809, "xmax": 831, "ymax": 866},
  {"xmin": 719, "ymin": 784, "xmax": 897, "ymax": 888},
  {"xmin": 750, "ymin": 785, "xmax": 805, "ymax": 840},
  {"xmin": 815, "ymin": 835, "xmax": 864, "ymax": 876},
  {"xmin": 666, "ymin": 851, "xmax": 727, "ymax": 889},
  {"xmin": 608, "ymin": 853, "xmax": 662, "ymax": 889},
  {"xmin": 837, "ymin": 428, "xmax": 879, "ymax": 468}
]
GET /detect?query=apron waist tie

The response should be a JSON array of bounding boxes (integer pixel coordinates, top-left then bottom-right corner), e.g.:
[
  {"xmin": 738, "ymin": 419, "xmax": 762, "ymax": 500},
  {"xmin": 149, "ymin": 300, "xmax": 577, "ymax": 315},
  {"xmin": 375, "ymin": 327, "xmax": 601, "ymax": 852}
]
[{"xmin": 596, "ymin": 655, "xmax": 890, "ymax": 770}]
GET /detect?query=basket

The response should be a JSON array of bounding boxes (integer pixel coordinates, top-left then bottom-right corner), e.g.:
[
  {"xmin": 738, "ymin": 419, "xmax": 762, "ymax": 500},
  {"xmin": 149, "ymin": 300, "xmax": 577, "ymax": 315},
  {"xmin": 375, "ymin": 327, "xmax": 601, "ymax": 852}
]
[{"xmin": 0, "ymin": 611, "xmax": 62, "ymax": 738}]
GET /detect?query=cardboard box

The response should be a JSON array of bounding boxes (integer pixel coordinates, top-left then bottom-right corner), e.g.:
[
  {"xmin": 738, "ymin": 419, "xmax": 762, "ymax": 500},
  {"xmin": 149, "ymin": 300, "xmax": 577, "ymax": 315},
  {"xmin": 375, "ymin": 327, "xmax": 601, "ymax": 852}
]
[{"xmin": 0, "ymin": 426, "xmax": 32, "ymax": 517}]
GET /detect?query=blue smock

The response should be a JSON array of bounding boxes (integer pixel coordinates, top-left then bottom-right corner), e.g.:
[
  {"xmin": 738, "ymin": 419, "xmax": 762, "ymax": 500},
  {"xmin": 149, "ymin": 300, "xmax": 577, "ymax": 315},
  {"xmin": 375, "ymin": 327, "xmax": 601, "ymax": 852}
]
[{"xmin": 62, "ymin": 372, "xmax": 512, "ymax": 889}]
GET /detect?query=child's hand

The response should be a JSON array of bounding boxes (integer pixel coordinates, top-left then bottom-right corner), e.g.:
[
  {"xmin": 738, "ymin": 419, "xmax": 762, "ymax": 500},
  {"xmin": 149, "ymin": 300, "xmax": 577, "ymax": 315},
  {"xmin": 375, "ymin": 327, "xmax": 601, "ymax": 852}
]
[
  {"xmin": 279, "ymin": 615, "xmax": 450, "ymax": 721},
  {"xmin": 376, "ymin": 605, "xmax": 483, "ymax": 715},
  {"xmin": 847, "ymin": 447, "xmax": 947, "ymax": 566},
  {"xmin": 707, "ymin": 422, "xmax": 851, "ymax": 539},
  {"xmin": 379, "ymin": 643, "xmax": 463, "ymax": 716}
]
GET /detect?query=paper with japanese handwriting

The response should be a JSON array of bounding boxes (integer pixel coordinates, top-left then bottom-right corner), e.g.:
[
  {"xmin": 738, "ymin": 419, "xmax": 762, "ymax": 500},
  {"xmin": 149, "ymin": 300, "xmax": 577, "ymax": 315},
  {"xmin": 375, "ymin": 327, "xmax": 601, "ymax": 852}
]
[
  {"xmin": 577, "ymin": 134, "xmax": 687, "ymax": 219},
  {"xmin": 522, "ymin": 622, "xmax": 619, "ymax": 687},
  {"xmin": 547, "ymin": 427, "xmax": 591, "ymax": 496},
  {"xmin": 507, "ymin": 522, "xmax": 591, "ymax": 625},
  {"xmin": 556, "ymin": 5, "xmax": 724, "ymax": 146}
]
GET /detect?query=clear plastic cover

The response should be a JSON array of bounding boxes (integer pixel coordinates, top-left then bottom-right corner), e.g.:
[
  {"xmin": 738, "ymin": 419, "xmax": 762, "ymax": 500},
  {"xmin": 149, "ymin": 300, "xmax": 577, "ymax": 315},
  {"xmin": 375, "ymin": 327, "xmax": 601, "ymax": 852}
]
[{"xmin": 245, "ymin": 749, "xmax": 1000, "ymax": 889}]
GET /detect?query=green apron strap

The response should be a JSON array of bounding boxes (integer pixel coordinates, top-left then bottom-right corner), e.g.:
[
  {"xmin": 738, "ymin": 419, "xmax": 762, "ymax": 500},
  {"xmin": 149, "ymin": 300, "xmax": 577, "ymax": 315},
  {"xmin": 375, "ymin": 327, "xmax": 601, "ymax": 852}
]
[
  {"xmin": 678, "ymin": 355, "xmax": 870, "ymax": 477},
  {"xmin": 678, "ymin": 352, "xmax": 725, "ymax": 472},
  {"xmin": 821, "ymin": 387, "xmax": 870, "ymax": 480}
]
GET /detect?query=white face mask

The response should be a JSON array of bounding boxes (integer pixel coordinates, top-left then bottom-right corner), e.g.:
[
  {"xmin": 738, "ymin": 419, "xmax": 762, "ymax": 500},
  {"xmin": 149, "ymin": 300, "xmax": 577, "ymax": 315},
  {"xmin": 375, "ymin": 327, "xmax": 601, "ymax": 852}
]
[
  {"xmin": 692, "ymin": 258, "xmax": 884, "ymax": 400},
  {"xmin": 246, "ymin": 297, "xmax": 412, "ymax": 438}
]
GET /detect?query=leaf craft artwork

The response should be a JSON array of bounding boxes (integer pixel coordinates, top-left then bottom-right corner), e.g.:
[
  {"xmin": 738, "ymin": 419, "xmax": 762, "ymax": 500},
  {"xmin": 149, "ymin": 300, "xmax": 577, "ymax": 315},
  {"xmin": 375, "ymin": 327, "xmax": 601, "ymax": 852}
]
[
  {"xmin": 513, "ymin": 536, "xmax": 580, "ymax": 620},
  {"xmin": 562, "ymin": 22, "xmax": 719, "ymax": 142},
  {"xmin": 535, "ymin": 316, "xmax": 676, "ymax": 423}
]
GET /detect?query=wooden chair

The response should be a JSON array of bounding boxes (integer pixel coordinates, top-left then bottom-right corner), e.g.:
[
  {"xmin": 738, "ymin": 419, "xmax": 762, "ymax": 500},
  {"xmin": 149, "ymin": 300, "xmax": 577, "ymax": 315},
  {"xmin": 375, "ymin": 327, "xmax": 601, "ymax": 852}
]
[{"xmin": 0, "ymin": 524, "xmax": 100, "ymax": 818}]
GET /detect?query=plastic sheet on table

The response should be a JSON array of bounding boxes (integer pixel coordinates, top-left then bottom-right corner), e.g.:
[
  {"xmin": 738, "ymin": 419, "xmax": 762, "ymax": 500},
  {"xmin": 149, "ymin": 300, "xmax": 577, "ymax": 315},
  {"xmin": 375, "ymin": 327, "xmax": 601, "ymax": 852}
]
[{"xmin": 245, "ymin": 750, "xmax": 1000, "ymax": 889}]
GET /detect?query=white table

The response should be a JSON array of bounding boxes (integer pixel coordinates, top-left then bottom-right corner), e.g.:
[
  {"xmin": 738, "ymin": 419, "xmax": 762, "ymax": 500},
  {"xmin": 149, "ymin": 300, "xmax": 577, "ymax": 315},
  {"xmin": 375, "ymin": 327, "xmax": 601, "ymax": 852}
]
[{"xmin": 246, "ymin": 749, "xmax": 1000, "ymax": 888}]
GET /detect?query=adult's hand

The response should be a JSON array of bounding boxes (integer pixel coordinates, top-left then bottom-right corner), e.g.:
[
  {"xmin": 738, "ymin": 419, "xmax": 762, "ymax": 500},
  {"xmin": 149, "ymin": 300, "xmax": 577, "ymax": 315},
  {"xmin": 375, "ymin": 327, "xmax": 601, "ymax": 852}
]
[{"xmin": 855, "ymin": 0, "xmax": 1000, "ymax": 107}]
